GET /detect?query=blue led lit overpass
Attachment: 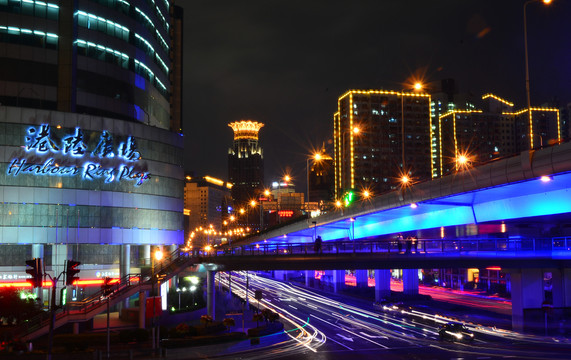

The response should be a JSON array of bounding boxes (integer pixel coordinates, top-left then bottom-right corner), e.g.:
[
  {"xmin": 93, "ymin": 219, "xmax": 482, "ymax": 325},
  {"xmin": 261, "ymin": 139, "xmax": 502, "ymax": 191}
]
[{"xmin": 237, "ymin": 141, "xmax": 571, "ymax": 248}]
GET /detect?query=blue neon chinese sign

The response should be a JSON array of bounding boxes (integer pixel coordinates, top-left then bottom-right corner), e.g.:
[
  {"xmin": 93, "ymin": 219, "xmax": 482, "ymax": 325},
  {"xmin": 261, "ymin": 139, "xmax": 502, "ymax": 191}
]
[{"xmin": 7, "ymin": 124, "xmax": 151, "ymax": 186}]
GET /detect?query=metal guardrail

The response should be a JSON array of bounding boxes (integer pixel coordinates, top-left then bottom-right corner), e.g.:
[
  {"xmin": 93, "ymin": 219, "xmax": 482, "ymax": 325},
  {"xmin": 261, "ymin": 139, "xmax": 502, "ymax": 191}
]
[
  {"xmin": 13, "ymin": 247, "xmax": 193, "ymax": 341},
  {"xmin": 201, "ymin": 237, "xmax": 571, "ymax": 257}
]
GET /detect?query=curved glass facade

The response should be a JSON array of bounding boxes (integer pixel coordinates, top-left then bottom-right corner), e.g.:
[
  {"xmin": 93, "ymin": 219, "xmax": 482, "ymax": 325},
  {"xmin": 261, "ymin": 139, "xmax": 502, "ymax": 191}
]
[
  {"xmin": 0, "ymin": 0, "xmax": 181, "ymax": 130},
  {"xmin": 0, "ymin": 107, "xmax": 184, "ymax": 246}
]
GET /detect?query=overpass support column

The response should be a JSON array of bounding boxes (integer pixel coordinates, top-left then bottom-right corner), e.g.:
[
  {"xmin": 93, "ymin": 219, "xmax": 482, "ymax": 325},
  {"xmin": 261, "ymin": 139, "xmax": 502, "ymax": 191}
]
[
  {"xmin": 305, "ymin": 270, "xmax": 312, "ymax": 287},
  {"xmin": 328, "ymin": 270, "xmax": 345, "ymax": 293},
  {"xmin": 207, "ymin": 270, "xmax": 216, "ymax": 320},
  {"xmin": 402, "ymin": 269, "xmax": 419, "ymax": 295},
  {"xmin": 510, "ymin": 268, "xmax": 543, "ymax": 332},
  {"xmin": 355, "ymin": 270, "xmax": 368, "ymax": 289},
  {"xmin": 551, "ymin": 268, "xmax": 571, "ymax": 308},
  {"xmin": 274, "ymin": 271, "xmax": 286, "ymax": 281},
  {"xmin": 374, "ymin": 269, "xmax": 391, "ymax": 302},
  {"xmin": 138, "ymin": 291, "xmax": 146, "ymax": 329}
]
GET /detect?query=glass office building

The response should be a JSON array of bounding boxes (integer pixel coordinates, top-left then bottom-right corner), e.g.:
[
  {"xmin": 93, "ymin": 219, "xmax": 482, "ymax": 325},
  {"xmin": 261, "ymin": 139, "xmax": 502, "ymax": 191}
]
[{"xmin": 0, "ymin": 0, "xmax": 184, "ymax": 300}]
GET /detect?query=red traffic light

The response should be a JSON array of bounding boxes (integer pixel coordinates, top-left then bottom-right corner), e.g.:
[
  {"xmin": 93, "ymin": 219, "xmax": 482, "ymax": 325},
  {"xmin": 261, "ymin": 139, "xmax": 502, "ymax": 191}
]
[
  {"xmin": 65, "ymin": 260, "xmax": 81, "ymax": 286},
  {"xmin": 25, "ymin": 258, "xmax": 43, "ymax": 288}
]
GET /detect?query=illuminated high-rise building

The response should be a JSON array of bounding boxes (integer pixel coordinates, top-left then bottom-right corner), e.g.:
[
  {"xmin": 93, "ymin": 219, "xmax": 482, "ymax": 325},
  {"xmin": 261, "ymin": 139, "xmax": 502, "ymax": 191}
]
[
  {"xmin": 184, "ymin": 175, "xmax": 233, "ymax": 248},
  {"xmin": 0, "ymin": 0, "xmax": 184, "ymax": 302},
  {"xmin": 334, "ymin": 90, "xmax": 432, "ymax": 198},
  {"xmin": 228, "ymin": 120, "xmax": 264, "ymax": 206},
  {"xmin": 0, "ymin": 0, "xmax": 182, "ymax": 131},
  {"xmin": 435, "ymin": 93, "xmax": 561, "ymax": 176}
]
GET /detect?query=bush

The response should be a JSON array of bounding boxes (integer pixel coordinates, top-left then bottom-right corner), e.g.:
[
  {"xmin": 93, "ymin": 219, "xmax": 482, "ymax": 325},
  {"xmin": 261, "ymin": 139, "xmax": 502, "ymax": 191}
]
[
  {"xmin": 54, "ymin": 333, "xmax": 119, "ymax": 351},
  {"xmin": 161, "ymin": 332, "xmax": 247, "ymax": 349},
  {"xmin": 247, "ymin": 322, "xmax": 284, "ymax": 337},
  {"xmin": 200, "ymin": 315, "xmax": 213, "ymax": 327},
  {"xmin": 118, "ymin": 328, "xmax": 149, "ymax": 343},
  {"xmin": 222, "ymin": 318, "xmax": 235, "ymax": 332}
]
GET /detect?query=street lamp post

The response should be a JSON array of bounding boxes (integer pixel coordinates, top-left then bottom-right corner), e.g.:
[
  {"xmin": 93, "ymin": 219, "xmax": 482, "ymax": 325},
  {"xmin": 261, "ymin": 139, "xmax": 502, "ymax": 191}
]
[
  {"xmin": 306, "ymin": 153, "xmax": 323, "ymax": 204},
  {"xmin": 524, "ymin": 0, "xmax": 551, "ymax": 149},
  {"xmin": 151, "ymin": 248, "xmax": 163, "ymax": 351}
]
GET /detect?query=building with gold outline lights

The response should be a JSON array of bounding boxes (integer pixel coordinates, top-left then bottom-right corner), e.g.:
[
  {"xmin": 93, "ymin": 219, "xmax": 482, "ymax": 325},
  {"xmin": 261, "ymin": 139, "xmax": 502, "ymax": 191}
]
[
  {"xmin": 434, "ymin": 93, "xmax": 561, "ymax": 176},
  {"xmin": 228, "ymin": 120, "xmax": 265, "ymax": 206},
  {"xmin": 334, "ymin": 90, "xmax": 432, "ymax": 198}
]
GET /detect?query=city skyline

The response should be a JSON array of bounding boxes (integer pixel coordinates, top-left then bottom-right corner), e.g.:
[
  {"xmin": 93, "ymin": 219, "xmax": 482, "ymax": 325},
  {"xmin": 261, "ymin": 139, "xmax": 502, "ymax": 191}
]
[{"xmin": 182, "ymin": 0, "xmax": 571, "ymax": 188}]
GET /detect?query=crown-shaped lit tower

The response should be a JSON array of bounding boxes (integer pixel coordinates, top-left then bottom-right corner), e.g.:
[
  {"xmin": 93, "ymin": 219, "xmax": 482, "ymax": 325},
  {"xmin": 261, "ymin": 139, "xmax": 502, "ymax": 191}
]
[{"xmin": 228, "ymin": 120, "xmax": 265, "ymax": 205}]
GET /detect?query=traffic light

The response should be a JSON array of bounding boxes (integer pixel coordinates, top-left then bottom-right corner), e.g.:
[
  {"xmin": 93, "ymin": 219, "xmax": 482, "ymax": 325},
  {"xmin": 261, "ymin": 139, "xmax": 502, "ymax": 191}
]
[
  {"xmin": 102, "ymin": 277, "xmax": 113, "ymax": 296},
  {"xmin": 65, "ymin": 260, "xmax": 81, "ymax": 286},
  {"xmin": 25, "ymin": 258, "xmax": 43, "ymax": 288}
]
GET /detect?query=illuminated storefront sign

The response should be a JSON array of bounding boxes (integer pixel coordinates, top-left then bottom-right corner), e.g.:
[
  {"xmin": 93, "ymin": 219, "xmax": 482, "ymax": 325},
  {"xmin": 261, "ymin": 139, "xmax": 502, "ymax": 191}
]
[
  {"xmin": 7, "ymin": 124, "xmax": 150, "ymax": 186},
  {"xmin": 278, "ymin": 210, "xmax": 294, "ymax": 218}
]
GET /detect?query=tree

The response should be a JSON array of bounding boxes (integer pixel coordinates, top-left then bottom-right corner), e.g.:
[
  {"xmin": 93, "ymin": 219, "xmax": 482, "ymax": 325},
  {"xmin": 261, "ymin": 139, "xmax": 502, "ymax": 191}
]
[
  {"xmin": 222, "ymin": 317, "xmax": 235, "ymax": 332},
  {"xmin": 200, "ymin": 315, "xmax": 213, "ymax": 328},
  {"xmin": 252, "ymin": 313, "xmax": 264, "ymax": 327},
  {"xmin": 260, "ymin": 309, "xmax": 279, "ymax": 324},
  {"xmin": 0, "ymin": 288, "xmax": 42, "ymax": 326}
]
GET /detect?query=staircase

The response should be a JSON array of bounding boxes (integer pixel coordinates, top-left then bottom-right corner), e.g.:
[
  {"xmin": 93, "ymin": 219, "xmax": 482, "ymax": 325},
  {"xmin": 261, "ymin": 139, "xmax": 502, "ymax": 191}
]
[{"xmin": 14, "ymin": 248, "xmax": 198, "ymax": 341}]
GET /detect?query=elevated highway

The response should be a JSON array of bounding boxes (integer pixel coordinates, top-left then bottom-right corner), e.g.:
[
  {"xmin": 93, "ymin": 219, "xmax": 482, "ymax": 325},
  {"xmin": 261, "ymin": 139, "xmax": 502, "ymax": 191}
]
[{"xmin": 237, "ymin": 141, "xmax": 571, "ymax": 246}]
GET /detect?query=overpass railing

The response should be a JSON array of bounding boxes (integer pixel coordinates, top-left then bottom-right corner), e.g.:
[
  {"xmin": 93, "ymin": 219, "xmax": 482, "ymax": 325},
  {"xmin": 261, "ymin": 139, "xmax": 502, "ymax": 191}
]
[{"xmin": 203, "ymin": 237, "xmax": 571, "ymax": 257}]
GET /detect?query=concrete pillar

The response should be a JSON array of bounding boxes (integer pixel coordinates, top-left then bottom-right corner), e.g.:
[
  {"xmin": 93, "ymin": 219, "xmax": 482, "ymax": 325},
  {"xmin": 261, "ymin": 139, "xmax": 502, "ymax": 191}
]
[
  {"xmin": 305, "ymin": 270, "xmax": 312, "ymax": 287},
  {"xmin": 550, "ymin": 268, "xmax": 571, "ymax": 308},
  {"xmin": 120, "ymin": 244, "xmax": 131, "ymax": 279},
  {"xmin": 73, "ymin": 322, "xmax": 79, "ymax": 334},
  {"xmin": 207, "ymin": 270, "xmax": 216, "ymax": 320},
  {"xmin": 564, "ymin": 269, "xmax": 571, "ymax": 307},
  {"xmin": 510, "ymin": 268, "xmax": 543, "ymax": 332},
  {"xmin": 355, "ymin": 270, "xmax": 368, "ymax": 289},
  {"xmin": 374, "ymin": 269, "xmax": 391, "ymax": 302},
  {"xmin": 120, "ymin": 244, "xmax": 131, "ymax": 309},
  {"xmin": 142, "ymin": 245, "xmax": 151, "ymax": 266},
  {"xmin": 402, "ymin": 269, "xmax": 419, "ymax": 295},
  {"xmin": 327, "ymin": 270, "xmax": 345, "ymax": 293},
  {"xmin": 138, "ymin": 291, "xmax": 146, "ymax": 329},
  {"xmin": 274, "ymin": 271, "xmax": 286, "ymax": 281}
]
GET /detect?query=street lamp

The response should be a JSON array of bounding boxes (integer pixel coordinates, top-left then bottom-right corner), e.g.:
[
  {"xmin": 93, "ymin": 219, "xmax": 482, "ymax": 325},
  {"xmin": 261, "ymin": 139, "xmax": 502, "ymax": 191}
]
[
  {"xmin": 455, "ymin": 152, "xmax": 473, "ymax": 172},
  {"xmin": 249, "ymin": 199, "xmax": 258, "ymax": 231},
  {"xmin": 524, "ymin": 0, "xmax": 552, "ymax": 149},
  {"xmin": 401, "ymin": 82, "xmax": 424, "ymax": 175},
  {"xmin": 151, "ymin": 247, "xmax": 163, "ymax": 351},
  {"xmin": 278, "ymin": 175, "xmax": 291, "ymax": 223},
  {"xmin": 307, "ymin": 152, "xmax": 323, "ymax": 204}
]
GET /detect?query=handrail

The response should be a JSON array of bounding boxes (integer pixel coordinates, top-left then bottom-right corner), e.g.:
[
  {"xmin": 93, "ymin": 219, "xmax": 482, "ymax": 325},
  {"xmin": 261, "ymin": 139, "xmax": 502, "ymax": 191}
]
[
  {"xmin": 197, "ymin": 236, "xmax": 571, "ymax": 258},
  {"xmin": 13, "ymin": 247, "xmax": 194, "ymax": 340}
]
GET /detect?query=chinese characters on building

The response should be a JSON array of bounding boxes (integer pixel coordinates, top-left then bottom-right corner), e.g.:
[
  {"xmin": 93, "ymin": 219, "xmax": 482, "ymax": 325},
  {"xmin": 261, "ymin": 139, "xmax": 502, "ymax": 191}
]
[{"xmin": 7, "ymin": 124, "xmax": 150, "ymax": 186}]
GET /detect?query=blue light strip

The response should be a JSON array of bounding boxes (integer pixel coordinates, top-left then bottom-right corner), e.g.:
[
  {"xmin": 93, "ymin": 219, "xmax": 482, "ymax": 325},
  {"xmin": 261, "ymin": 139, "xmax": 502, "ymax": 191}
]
[{"xmin": 258, "ymin": 172, "xmax": 571, "ymax": 245}]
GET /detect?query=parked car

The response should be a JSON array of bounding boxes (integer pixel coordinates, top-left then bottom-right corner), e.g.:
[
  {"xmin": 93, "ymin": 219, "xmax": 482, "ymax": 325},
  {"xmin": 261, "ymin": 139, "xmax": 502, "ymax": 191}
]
[{"xmin": 438, "ymin": 322, "xmax": 475, "ymax": 343}]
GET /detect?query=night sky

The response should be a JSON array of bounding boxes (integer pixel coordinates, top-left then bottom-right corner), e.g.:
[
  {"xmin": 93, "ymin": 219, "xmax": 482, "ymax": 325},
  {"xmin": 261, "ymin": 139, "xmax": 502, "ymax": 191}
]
[{"xmin": 180, "ymin": 0, "xmax": 570, "ymax": 191}]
